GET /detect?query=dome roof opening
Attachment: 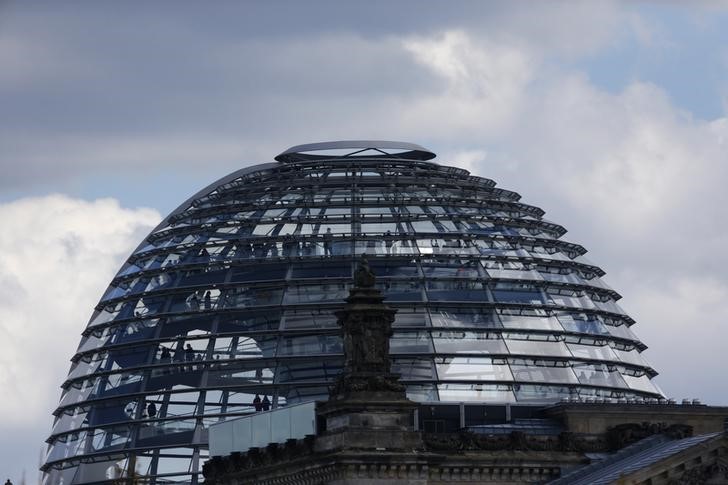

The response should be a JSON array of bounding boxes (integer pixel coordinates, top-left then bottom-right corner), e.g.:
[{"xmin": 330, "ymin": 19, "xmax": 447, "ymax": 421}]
[{"xmin": 274, "ymin": 140, "xmax": 436, "ymax": 163}]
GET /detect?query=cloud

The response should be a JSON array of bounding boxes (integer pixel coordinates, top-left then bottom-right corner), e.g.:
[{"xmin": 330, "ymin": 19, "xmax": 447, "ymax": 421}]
[
  {"xmin": 0, "ymin": 195, "xmax": 159, "ymax": 479},
  {"xmin": 402, "ymin": 30, "xmax": 535, "ymax": 137},
  {"xmin": 0, "ymin": 2, "xmax": 628, "ymax": 193}
]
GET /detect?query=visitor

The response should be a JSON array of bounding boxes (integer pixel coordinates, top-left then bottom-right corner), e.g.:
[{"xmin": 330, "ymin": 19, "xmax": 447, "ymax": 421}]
[
  {"xmin": 185, "ymin": 344, "xmax": 195, "ymax": 370},
  {"xmin": 204, "ymin": 290, "xmax": 212, "ymax": 310},
  {"xmin": 253, "ymin": 394, "xmax": 262, "ymax": 412},
  {"xmin": 262, "ymin": 395, "xmax": 271, "ymax": 411},
  {"xmin": 323, "ymin": 228, "xmax": 333, "ymax": 256},
  {"xmin": 189, "ymin": 293, "xmax": 200, "ymax": 311},
  {"xmin": 147, "ymin": 402, "xmax": 157, "ymax": 418}
]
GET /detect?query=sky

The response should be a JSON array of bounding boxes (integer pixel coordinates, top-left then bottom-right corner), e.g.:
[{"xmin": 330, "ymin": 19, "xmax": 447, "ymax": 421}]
[{"xmin": 2, "ymin": 1, "xmax": 728, "ymax": 482}]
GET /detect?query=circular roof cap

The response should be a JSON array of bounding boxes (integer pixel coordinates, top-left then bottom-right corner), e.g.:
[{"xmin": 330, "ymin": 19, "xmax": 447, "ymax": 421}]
[{"xmin": 275, "ymin": 140, "xmax": 436, "ymax": 163}]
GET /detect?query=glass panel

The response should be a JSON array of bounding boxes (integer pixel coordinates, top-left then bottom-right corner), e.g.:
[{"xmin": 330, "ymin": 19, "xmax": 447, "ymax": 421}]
[
  {"xmin": 510, "ymin": 365, "xmax": 577, "ymax": 384},
  {"xmin": 393, "ymin": 311, "xmax": 429, "ymax": 328},
  {"xmin": 354, "ymin": 239, "xmax": 387, "ymax": 255},
  {"xmin": 572, "ymin": 362, "xmax": 627, "ymax": 388},
  {"xmin": 499, "ymin": 315, "xmax": 562, "ymax": 331},
  {"xmin": 556, "ymin": 313, "xmax": 610, "ymax": 335},
  {"xmin": 283, "ymin": 284, "xmax": 349, "ymax": 304},
  {"xmin": 369, "ymin": 260, "xmax": 419, "ymax": 278},
  {"xmin": 291, "ymin": 263, "xmax": 351, "ymax": 279},
  {"xmin": 606, "ymin": 323, "xmax": 639, "ymax": 341},
  {"xmin": 207, "ymin": 361, "xmax": 275, "ymax": 388},
  {"xmin": 513, "ymin": 384, "xmax": 572, "ymax": 402},
  {"xmin": 547, "ymin": 290, "xmax": 594, "ymax": 309},
  {"xmin": 213, "ymin": 336, "xmax": 277, "ymax": 360},
  {"xmin": 377, "ymin": 281, "xmax": 423, "ymax": 301},
  {"xmin": 275, "ymin": 360, "xmax": 343, "ymax": 384},
  {"xmin": 431, "ymin": 331, "xmax": 508, "ymax": 354},
  {"xmin": 277, "ymin": 335, "xmax": 342, "ymax": 356},
  {"xmin": 230, "ymin": 264, "xmax": 288, "ymax": 282},
  {"xmin": 95, "ymin": 371, "xmax": 146, "ymax": 398},
  {"xmin": 416, "ymin": 239, "xmax": 478, "ymax": 255},
  {"xmin": 492, "ymin": 282, "xmax": 545, "ymax": 304},
  {"xmin": 438, "ymin": 384, "xmax": 515, "ymax": 402},
  {"xmin": 429, "ymin": 308, "xmax": 501, "ymax": 328},
  {"xmin": 405, "ymin": 384, "xmax": 439, "ymax": 402},
  {"xmin": 217, "ymin": 311, "xmax": 281, "ymax": 333},
  {"xmin": 391, "ymin": 358, "xmax": 436, "ymax": 380},
  {"xmin": 51, "ymin": 407, "xmax": 90, "ymax": 435},
  {"xmin": 282, "ymin": 311, "xmax": 337, "ymax": 329},
  {"xmin": 411, "ymin": 221, "xmax": 438, "ymax": 233},
  {"xmin": 614, "ymin": 349, "xmax": 651, "ymax": 367},
  {"xmin": 592, "ymin": 299, "xmax": 627, "ymax": 315},
  {"xmin": 505, "ymin": 339, "xmax": 571, "ymax": 357},
  {"xmin": 390, "ymin": 331, "xmax": 433, "ymax": 353},
  {"xmin": 473, "ymin": 239, "xmax": 525, "ymax": 257},
  {"xmin": 426, "ymin": 280, "xmax": 487, "ymax": 301},
  {"xmin": 482, "ymin": 260, "xmax": 542, "ymax": 280},
  {"xmin": 622, "ymin": 374, "xmax": 660, "ymax": 394},
  {"xmin": 567, "ymin": 343, "xmax": 618, "ymax": 361},
  {"xmin": 176, "ymin": 269, "xmax": 227, "ymax": 288},
  {"xmin": 422, "ymin": 263, "xmax": 479, "ymax": 278},
  {"xmin": 436, "ymin": 357, "xmax": 512, "ymax": 381},
  {"xmin": 360, "ymin": 222, "xmax": 399, "ymax": 234},
  {"xmin": 222, "ymin": 287, "xmax": 283, "ymax": 308}
]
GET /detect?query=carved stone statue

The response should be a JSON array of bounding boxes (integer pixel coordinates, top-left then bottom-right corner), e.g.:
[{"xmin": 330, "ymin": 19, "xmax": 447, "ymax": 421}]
[
  {"xmin": 330, "ymin": 256, "xmax": 405, "ymax": 396},
  {"xmin": 354, "ymin": 254, "xmax": 376, "ymax": 288}
]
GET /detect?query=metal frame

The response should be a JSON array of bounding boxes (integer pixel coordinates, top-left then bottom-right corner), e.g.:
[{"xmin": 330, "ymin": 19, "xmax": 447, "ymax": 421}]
[{"xmin": 42, "ymin": 143, "xmax": 663, "ymax": 485}]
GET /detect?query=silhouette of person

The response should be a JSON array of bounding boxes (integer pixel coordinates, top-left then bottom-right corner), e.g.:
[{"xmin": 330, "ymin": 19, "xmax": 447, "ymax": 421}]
[
  {"xmin": 253, "ymin": 394, "xmax": 262, "ymax": 412},
  {"xmin": 385, "ymin": 230, "xmax": 393, "ymax": 254},
  {"xmin": 204, "ymin": 291, "xmax": 211, "ymax": 310},
  {"xmin": 147, "ymin": 402, "xmax": 157, "ymax": 418},
  {"xmin": 189, "ymin": 293, "xmax": 200, "ymax": 311},
  {"xmin": 323, "ymin": 228, "xmax": 333, "ymax": 256},
  {"xmin": 185, "ymin": 344, "xmax": 195, "ymax": 371},
  {"xmin": 262, "ymin": 395, "xmax": 271, "ymax": 411},
  {"xmin": 6, "ymin": 479, "xmax": 13, "ymax": 485}
]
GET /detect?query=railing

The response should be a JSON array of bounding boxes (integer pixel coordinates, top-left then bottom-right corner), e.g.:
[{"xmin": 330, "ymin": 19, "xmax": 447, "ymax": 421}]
[{"xmin": 209, "ymin": 401, "xmax": 316, "ymax": 456}]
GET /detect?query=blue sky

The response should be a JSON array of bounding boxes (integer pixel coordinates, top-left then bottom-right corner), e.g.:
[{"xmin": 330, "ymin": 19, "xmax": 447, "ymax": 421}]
[{"xmin": 1, "ymin": 1, "xmax": 728, "ymax": 483}]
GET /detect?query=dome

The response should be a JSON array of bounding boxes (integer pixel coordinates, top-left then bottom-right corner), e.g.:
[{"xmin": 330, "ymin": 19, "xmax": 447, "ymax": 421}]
[{"xmin": 42, "ymin": 141, "xmax": 663, "ymax": 484}]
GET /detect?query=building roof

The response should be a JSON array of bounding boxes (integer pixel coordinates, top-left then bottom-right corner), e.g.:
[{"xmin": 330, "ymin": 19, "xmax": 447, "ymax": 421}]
[
  {"xmin": 549, "ymin": 432, "xmax": 723, "ymax": 484},
  {"xmin": 274, "ymin": 140, "xmax": 436, "ymax": 162}
]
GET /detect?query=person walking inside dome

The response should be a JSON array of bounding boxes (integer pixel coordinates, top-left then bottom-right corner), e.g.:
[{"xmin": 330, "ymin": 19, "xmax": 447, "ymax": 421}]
[{"xmin": 323, "ymin": 228, "xmax": 333, "ymax": 256}]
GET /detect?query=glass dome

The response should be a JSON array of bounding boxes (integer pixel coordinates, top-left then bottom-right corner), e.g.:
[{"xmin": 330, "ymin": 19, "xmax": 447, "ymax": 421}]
[{"xmin": 42, "ymin": 141, "xmax": 663, "ymax": 484}]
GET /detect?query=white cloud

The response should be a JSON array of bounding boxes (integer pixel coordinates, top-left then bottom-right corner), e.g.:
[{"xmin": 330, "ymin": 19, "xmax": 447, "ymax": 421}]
[
  {"xmin": 0, "ymin": 195, "xmax": 159, "ymax": 426},
  {"xmin": 402, "ymin": 30, "xmax": 535, "ymax": 137}
]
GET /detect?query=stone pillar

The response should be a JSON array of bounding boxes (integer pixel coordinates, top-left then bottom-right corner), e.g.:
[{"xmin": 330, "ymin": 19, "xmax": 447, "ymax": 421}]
[{"xmin": 317, "ymin": 255, "xmax": 420, "ymax": 448}]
